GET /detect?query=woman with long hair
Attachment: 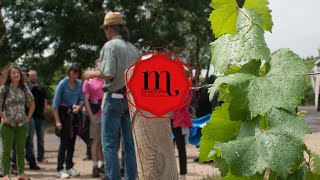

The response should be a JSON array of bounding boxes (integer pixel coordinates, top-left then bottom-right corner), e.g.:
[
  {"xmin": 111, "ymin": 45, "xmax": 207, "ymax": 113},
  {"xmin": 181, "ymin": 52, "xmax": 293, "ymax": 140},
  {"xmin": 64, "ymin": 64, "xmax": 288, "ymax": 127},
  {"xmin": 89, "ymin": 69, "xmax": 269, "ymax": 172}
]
[
  {"xmin": 52, "ymin": 63, "xmax": 84, "ymax": 179},
  {"xmin": 0, "ymin": 65, "xmax": 35, "ymax": 180}
]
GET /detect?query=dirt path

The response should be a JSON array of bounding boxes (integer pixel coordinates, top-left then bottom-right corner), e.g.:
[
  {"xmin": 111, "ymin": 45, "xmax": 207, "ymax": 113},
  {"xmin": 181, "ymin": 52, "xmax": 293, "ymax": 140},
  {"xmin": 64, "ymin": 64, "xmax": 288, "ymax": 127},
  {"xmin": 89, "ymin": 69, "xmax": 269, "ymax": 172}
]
[{"xmin": 1, "ymin": 106, "xmax": 320, "ymax": 179}]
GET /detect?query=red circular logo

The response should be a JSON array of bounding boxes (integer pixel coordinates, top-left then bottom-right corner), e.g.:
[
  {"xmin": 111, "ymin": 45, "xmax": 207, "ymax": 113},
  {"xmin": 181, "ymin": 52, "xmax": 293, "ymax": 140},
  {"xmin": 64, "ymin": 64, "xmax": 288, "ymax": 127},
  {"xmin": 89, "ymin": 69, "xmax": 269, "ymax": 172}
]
[{"xmin": 126, "ymin": 52, "xmax": 192, "ymax": 118}]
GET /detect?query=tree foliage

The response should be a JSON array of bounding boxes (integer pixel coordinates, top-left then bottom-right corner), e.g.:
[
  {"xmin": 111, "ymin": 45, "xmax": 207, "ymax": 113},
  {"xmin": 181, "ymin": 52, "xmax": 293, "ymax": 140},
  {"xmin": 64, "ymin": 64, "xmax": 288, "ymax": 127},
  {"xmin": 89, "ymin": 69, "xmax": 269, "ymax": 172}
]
[
  {"xmin": 1, "ymin": 0, "xmax": 214, "ymax": 85},
  {"xmin": 200, "ymin": 0, "xmax": 320, "ymax": 179}
]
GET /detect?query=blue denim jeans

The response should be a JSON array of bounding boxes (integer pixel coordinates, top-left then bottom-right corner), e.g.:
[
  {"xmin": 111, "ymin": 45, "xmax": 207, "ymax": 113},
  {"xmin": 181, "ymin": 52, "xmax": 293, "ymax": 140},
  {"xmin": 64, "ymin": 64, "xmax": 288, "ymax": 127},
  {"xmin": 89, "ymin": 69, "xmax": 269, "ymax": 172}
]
[
  {"xmin": 33, "ymin": 116, "xmax": 45, "ymax": 161},
  {"xmin": 25, "ymin": 118, "xmax": 36, "ymax": 165},
  {"xmin": 102, "ymin": 93, "xmax": 137, "ymax": 180}
]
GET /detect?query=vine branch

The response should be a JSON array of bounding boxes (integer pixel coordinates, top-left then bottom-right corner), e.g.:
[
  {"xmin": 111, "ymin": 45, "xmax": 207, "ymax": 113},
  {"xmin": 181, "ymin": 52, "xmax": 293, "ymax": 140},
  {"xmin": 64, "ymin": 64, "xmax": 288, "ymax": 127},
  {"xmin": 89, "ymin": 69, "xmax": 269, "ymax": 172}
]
[{"xmin": 305, "ymin": 149, "xmax": 315, "ymax": 180}]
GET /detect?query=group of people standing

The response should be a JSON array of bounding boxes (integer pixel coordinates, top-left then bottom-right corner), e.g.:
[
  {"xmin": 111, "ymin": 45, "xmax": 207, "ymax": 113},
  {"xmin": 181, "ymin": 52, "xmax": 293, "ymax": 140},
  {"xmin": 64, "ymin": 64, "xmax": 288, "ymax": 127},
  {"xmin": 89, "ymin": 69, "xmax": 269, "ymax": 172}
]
[
  {"xmin": 0, "ymin": 11, "xmax": 139, "ymax": 180},
  {"xmin": 0, "ymin": 66, "xmax": 47, "ymax": 180},
  {"xmin": 49, "ymin": 11, "xmax": 139, "ymax": 180},
  {"xmin": 0, "ymin": 11, "xmax": 201, "ymax": 180}
]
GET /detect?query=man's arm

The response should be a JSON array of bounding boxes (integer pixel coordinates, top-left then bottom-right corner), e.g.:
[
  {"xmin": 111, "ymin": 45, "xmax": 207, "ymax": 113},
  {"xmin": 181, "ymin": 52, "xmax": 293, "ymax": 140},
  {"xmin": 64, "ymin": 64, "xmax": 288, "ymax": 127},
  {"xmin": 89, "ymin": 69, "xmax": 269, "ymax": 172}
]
[
  {"xmin": 44, "ymin": 99, "xmax": 48, "ymax": 114},
  {"xmin": 84, "ymin": 70, "xmax": 114, "ymax": 81},
  {"xmin": 26, "ymin": 101, "xmax": 35, "ymax": 122},
  {"xmin": 53, "ymin": 108, "xmax": 62, "ymax": 130},
  {"xmin": 84, "ymin": 93, "xmax": 94, "ymax": 121}
]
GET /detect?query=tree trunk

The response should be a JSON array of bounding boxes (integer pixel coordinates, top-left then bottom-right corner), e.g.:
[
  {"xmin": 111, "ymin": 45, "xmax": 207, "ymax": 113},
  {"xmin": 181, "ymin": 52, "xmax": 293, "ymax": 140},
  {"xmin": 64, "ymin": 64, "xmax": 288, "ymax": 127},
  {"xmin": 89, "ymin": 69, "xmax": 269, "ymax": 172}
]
[
  {"xmin": 0, "ymin": 7, "xmax": 13, "ymax": 66},
  {"xmin": 194, "ymin": 38, "xmax": 201, "ymax": 84},
  {"xmin": 125, "ymin": 68, "xmax": 179, "ymax": 180},
  {"xmin": 0, "ymin": 7, "xmax": 6, "ymax": 43},
  {"xmin": 204, "ymin": 57, "xmax": 211, "ymax": 84}
]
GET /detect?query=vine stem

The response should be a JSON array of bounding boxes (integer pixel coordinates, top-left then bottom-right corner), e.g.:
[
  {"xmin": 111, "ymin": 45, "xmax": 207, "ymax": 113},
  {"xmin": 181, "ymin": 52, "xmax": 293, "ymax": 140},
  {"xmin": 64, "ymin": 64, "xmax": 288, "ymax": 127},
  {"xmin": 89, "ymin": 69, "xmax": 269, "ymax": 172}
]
[
  {"xmin": 305, "ymin": 72, "xmax": 320, "ymax": 76},
  {"xmin": 305, "ymin": 149, "xmax": 315, "ymax": 180},
  {"xmin": 239, "ymin": 8, "xmax": 253, "ymax": 37},
  {"xmin": 191, "ymin": 84, "xmax": 212, "ymax": 90},
  {"xmin": 239, "ymin": 8, "xmax": 264, "ymax": 37},
  {"xmin": 192, "ymin": 71, "xmax": 316, "ymax": 91}
]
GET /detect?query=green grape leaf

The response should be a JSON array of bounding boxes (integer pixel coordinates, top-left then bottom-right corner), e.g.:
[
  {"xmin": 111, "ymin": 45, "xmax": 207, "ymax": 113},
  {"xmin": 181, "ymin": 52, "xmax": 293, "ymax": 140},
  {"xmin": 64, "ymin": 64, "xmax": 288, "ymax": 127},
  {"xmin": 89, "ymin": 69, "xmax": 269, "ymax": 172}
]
[
  {"xmin": 235, "ymin": 59, "xmax": 261, "ymax": 76},
  {"xmin": 222, "ymin": 173, "xmax": 261, "ymax": 180},
  {"xmin": 243, "ymin": 0, "xmax": 273, "ymax": 31},
  {"xmin": 287, "ymin": 166, "xmax": 306, "ymax": 180},
  {"xmin": 208, "ymin": 0, "xmax": 238, "ymax": 38},
  {"xmin": 216, "ymin": 157, "xmax": 230, "ymax": 177},
  {"xmin": 217, "ymin": 108, "xmax": 311, "ymax": 178},
  {"xmin": 237, "ymin": 116, "xmax": 259, "ymax": 138},
  {"xmin": 313, "ymin": 156, "xmax": 320, "ymax": 174},
  {"xmin": 227, "ymin": 60, "xmax": 261, "ymax": 76},
  {"xmin": 210, "ymin": 9, "xmax": 271, "ymax": 73},
  {"xmin": 217, "ymin": 85, "xmax": 232, "ymax": 103},
  {"xmin": 227, "ymin": 65, "xmax": 241, "ymax": 74},
  {"xmin": 199, "ymin": 103, "xmax": 241, "ymax": 162},
  {"xmin": 306, "ymin": 168, "xmax": 320, "ymax": 180},
  {"xmin": 209, "ymin": 49, "xmax": 308, "ymax": 121}
]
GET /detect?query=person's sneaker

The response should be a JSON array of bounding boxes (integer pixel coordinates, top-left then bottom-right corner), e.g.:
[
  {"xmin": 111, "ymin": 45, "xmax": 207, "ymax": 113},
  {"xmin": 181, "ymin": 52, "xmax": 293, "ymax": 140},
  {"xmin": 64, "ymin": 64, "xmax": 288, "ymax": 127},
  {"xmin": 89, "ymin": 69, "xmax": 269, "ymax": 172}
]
[
  {"xmin": 2, "ymin": 175, "xmax": 10, "ymax": 180},
  {"xmin": 83, "ymin": 155, "xmax": 91, "ymax": 161},
  {"xmin": 17, "ymin": 174, "xmax": 30, "ymax": 180},
  {"xmin": 57, "ymin": 170, "xmax": 70, "ymax": 179},
  {"xmin": 29, "ymin": 163, "xmax": 41, "ymax": 170},
  {"xmin": 120, "ymin": 168, "xmax": 124, "ymax": 177},
  {"xmin": 98, "ymin": 164, "xmax": 105, "ymax": 174},
  {"xmin": 100, "ymin": 173, "xmax": 107, "ymax": 180},
  {"xmin": 10, "ymin": 164, "xmax": 17, "ymax": 175},
  {"xmin": 37, "ymin": 158, "xmax": 48, "ymax": 163},
  {"xmin": 66, "ymin": 168, "xmax": 80, "ymax": 177},
  {"xmin": 180, "ymin": 175, "xmax": 187, "ymax": 180},
  {"xmin": 92, "ymin": 167, "xmax": 100, "ymax": 177},
  {"xmin": 11, "ymin": 163, "xmax": 17, "ymax": 171}
]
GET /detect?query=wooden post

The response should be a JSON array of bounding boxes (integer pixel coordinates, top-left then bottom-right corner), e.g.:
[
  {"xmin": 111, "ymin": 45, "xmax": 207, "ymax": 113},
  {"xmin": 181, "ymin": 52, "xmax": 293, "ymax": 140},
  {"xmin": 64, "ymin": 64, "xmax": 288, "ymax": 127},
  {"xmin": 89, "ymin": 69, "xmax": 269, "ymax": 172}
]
[{"xmin": 125, "ymin": 68, "xmax": 179, "ymax": 180}]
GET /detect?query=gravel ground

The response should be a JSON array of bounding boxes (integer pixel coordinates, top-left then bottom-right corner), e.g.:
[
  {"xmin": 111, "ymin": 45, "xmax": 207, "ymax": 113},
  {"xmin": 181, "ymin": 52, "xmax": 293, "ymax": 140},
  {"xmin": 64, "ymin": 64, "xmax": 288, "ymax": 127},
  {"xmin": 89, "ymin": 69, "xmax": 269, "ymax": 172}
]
[{"xmin": 1, "ymin": 106, "xmax": 320, "ymax": 180}]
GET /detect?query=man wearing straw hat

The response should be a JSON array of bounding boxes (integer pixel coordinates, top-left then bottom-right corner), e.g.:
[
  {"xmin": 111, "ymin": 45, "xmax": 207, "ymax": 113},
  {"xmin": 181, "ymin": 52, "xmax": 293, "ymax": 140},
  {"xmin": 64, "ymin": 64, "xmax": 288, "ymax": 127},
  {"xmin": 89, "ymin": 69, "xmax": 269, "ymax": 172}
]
[{"xmin": 84, "ymin": 11, "xmax": 139, "ymax": 180}]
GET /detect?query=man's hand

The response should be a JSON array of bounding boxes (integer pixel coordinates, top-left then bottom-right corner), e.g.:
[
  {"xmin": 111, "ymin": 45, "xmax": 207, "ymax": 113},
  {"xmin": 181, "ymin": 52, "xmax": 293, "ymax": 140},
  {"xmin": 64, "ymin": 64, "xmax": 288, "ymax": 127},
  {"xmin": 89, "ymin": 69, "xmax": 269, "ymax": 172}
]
[
  {"xmin": 72, "ymin": 105, "xmax": 82, "ymax": 113},
  {"xmin": 84, "ymin": 71, "xmax": 95, "ymax": 80},
  {"xmin": 26, "ymin": 116, "xmax": 32, "ymax": 122}
]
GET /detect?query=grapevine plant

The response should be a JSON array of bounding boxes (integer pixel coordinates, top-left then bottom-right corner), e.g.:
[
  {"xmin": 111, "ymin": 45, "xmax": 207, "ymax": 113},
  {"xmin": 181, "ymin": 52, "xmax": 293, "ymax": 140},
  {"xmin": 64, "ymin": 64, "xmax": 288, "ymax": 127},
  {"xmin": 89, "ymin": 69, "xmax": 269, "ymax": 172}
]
[{"xmin": 199, "ymin": 0, "xmax": 320, "ymax": 179}]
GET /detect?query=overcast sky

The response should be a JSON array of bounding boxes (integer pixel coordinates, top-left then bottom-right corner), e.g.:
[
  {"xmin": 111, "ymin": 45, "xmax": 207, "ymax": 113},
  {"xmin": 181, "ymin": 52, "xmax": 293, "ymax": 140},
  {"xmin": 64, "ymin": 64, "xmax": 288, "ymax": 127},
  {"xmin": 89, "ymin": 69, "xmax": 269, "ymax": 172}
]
[{"xmin": 265, "ymin": 0, "xmax": 320, "ymax": 58}]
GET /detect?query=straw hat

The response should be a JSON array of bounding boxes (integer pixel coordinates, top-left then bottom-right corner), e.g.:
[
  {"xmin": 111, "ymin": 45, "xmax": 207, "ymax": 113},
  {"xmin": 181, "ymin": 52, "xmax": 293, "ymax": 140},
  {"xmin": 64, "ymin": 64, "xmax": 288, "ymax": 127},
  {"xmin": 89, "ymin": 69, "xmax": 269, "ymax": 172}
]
[{"xmin": 101, "ymin": 11, "xmax": 126, "ymax": 28}]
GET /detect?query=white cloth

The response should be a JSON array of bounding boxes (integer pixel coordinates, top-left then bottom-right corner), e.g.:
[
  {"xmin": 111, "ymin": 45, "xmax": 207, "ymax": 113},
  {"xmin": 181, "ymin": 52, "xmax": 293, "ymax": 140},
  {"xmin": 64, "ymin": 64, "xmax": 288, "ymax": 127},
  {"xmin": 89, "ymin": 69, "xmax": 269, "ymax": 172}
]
[
  {"xmin": 111, "ymin": 93, "xmax": 124, "ymax": 99},
  {"xmin": 181, "ymin": 127, "xmax": 190, "ymax": 144},
  {"xmin": 101, "ymin": 92, "xmax": 107, "ymax": 110}
]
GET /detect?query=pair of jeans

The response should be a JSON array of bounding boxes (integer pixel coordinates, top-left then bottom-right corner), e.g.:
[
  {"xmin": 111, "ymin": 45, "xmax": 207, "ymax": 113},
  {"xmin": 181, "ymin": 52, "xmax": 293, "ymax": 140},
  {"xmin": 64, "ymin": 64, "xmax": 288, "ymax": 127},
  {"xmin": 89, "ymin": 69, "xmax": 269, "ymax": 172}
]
[
  {"xmin": 172, "ymin": 127, "xmax": 187, "ymax": 175},
  {"xmin": 32, "ymin": 116, "xmax": 45, "ymax": 161},
  {"xmin": 57, "ymin": 107, "xmax": 77, "ymax": 171},
  {"xmin": 12, "ymin": 119, "xmax": 37, "ymax": 166},
  {"xmin": 26, "ymin": 118, "xmax": 36, "ymax": 165},
  {"xmin": 0, "ymin": 123, "xmax": 29, "ymax": 176},
  {"xmin": 81, "ymin": 111, "xmax": 91, "ymax": 158},
  {"xmin": 57, "ymin": 133, "xmax": 76, "ymax": 171},
  {"xmin": 102, "ymin": 93, "xmax": 137, "ymax": 180}
]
